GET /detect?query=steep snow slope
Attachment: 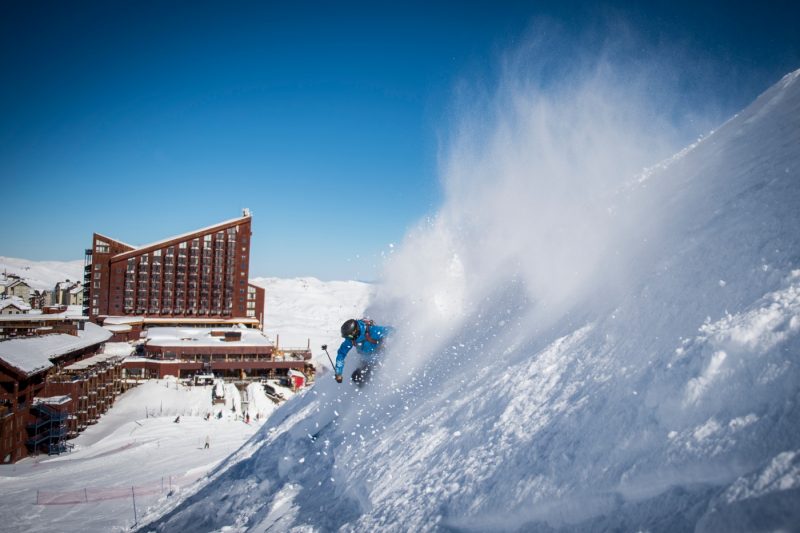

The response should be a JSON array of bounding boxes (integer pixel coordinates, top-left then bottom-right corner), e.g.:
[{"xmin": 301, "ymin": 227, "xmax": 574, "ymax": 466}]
[{"xmin": 140, "ymin": 70, "xmax": 800, "ymax": 532}]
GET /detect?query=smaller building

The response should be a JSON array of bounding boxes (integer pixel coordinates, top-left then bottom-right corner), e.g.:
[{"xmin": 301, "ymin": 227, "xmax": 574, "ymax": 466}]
[
  {"xmin": 29, "ymin": 289, "xmax": 53, "ymax": 310},
  {"xmin": 0, "ymin": 312, "xmax": 86, "ymax": 340},
  {"xmin": 2, "ymin": 278, "xmax": 32, "ymax": 302},
  {"xmin": 123, "ymin": 326, "xmax": 311, "ymax": 381},
  {"xmin": 0, "ymin": 322, "xmax": 112, "ymax": 462},
  {"xmin": 287, "ymin": 369, "xmax": 306, "ymax": 390},
  {"xmin": 53, "ymin": 281, "xmax": 82, "ymax": 307},
  {"xmin": 0, "ymin": 297, "xmax": 31, "ymax": 315},
  {"xmin": 67, "ymin": 284, "xmax": 83, "ymax": 306}
]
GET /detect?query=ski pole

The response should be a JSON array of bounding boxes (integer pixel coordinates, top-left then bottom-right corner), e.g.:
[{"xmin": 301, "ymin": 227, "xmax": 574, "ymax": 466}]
[{"xmin": 321, "ymin": 345, "xmax": 336, "ymax": 374}]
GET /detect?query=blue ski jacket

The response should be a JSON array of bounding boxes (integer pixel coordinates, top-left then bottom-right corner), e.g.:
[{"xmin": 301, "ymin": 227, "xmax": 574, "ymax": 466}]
[{"xmin": 335, "ymin": 320, "xmax": 392, "ymax": 376}]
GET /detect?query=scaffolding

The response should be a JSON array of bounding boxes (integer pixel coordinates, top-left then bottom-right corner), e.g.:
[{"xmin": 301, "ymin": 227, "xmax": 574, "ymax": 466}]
[{"xmin": 27, "ymin": 403, "xmax": 73, "ymax": 456}]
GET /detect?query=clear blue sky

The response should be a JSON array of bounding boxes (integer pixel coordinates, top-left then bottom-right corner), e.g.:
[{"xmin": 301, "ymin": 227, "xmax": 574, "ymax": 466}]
[{"xmin": 2, "ymin": 1, "xmax": 799, "ymax": 280}]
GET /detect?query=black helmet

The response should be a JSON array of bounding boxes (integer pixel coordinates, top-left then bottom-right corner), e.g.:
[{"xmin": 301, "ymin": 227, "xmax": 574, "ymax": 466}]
[{"xmin": 341, "ymin": 319, "xmax": 360, "ymax": 339}]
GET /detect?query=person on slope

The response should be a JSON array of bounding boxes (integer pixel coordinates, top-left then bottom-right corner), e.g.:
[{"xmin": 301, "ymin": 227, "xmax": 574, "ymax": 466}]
[{"xmin": 335, "ymin": 318, "xmax": 392, "ymax": 385}]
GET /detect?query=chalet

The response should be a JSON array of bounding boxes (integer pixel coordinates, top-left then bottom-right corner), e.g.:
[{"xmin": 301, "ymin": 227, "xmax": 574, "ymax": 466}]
[
  {"xmin": 54, "ymin": 280, "xmax": 82, "ymax": 306},
  {"xmin": 0, "ymin": 297, "xmax": 31, "ymax": 316},
  {"xmin": 2, "ymin": 278, "xmax": 32, "ymax": 302}
]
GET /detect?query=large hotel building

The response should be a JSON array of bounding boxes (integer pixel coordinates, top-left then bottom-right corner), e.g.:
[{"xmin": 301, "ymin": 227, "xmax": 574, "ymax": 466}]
[
  {"xmin": 0, "ymin": 212, "xmax": 313, "ymax": 463},
  {"xmin": 85, "ymin": 212, "xmax": 264, "ymax": 327}
]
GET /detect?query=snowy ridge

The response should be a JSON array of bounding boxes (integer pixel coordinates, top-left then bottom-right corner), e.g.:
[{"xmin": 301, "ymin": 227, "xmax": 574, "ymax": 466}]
[
  {"xmin": 140, "ymin": 69, "xmax": 800, "ymax": 532},
  {"xmin": 0, "ymin": 256, "xmax": 83, "ymax": 291}
]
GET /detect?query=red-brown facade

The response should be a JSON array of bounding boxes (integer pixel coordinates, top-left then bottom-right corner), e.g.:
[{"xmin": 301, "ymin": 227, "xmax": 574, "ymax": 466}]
[
  {"xmin": 86, "ymin": 215, "xmax": 264, "ymax": 326},
  {"xmin": 0, "ymin": 333, "xmax": 114, "ymax": 463}
]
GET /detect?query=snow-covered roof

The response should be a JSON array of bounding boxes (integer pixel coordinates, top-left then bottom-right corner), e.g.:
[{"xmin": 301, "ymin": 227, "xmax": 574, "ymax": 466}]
[
  {"xmin": 103, "ymin": 324, "xmax": 132, "ymax": 333},
  {"xmin": 69, "ymin": 286, "xmax": 83, "ymax": 295},
  {"xmin": 0, "ymin": 312, "xmax": 87, "ymax": 323},
  {"xmin": 0, "ymin": 297, "xmax": 31, "ymax": 312},
  {"xmin": 101, "ymin": 342, "xmax": 135, "ymax": 356},
  {"xmin": 0, "ymin": 322, "xmax": 112, "ymax": 376},
  {"xmin": 146, "ymin": 326, "xmax": 272, "ymax": 348},
  {"xmin": 121, "ymin": 356, "xmax": 184, "ymax": 365},
  {"xmin": 3, "ymin": 279, "xmax": 31, "ymax": 291},
  {"xmin": 63, "ymin": 351, "xmax": 123, "ymax": 371},
  {"xmin": 102, "ymin": 316, "xmax": 145, "ymax": 326},
  {"xmin": 34, "ymin": 395, "xmax": 72, "ymax": 406}
]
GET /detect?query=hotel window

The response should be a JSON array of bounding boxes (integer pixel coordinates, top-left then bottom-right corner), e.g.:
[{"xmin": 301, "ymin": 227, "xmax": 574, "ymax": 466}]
[{"xmin": 95, "ymin": 240, "xmax": 110, "ymax": 253}]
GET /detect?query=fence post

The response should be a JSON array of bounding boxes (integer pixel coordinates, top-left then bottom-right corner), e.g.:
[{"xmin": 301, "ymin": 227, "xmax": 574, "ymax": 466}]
[
  {"xmin": 132, "ymin": 486, "xmax": 137, "ymax": 526},
  {"xmin": 36, "ymin": 489, "xmax": 39, "ymax": 505},
  {"xmin": 85, "ymin": 487, "xmax": 89, "ymax": 503}
]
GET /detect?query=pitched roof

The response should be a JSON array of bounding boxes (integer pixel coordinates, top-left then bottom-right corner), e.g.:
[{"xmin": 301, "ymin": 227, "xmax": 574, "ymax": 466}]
[
  {"xmin": 0, "ymin": 297, "xmax": 31, "ymax": 312},
  {"xmin": 0, "ymin": 322, "xmax": 112, "ymax": 377},
  {"xmin": 4, "ymin": 279, "xmax": 30, "ymax": 289}
]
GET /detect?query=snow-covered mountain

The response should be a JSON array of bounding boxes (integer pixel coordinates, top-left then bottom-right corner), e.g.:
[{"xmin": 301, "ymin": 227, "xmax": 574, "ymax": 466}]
[
  {"xmin": 0, "ymin": 256, "xmax": 83, "ymax": 291},
  {"xmin": 140, "ymin": 70, "xmax": 800, "ymax": 532}
]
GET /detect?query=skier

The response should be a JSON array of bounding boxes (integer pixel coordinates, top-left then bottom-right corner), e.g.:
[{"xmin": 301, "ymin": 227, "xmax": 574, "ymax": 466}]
[{"xmin": 335, "ymin": 318, "xmax": 392, "ymax": 385}]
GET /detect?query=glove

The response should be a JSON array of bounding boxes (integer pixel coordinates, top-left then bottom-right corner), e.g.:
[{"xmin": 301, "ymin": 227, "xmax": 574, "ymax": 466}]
[{"xmin": 335, "ymin": 374, "xmax": 343, "ymax": 383}]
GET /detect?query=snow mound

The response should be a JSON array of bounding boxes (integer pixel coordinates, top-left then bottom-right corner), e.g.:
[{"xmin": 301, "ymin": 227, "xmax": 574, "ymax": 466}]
[{"xmin": 140, "ymin": 70, "xmax": 800, "ymax": 532}]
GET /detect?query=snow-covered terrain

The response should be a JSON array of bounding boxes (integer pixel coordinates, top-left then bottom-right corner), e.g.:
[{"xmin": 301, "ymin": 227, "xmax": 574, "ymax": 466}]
[
  {"xmin": 0, "ymin": 277, "xmax": 370, "ymax": 532},
  {"xmin": 0, "ymin": 378, "xmax": 261, "ymax": 532},
  {"xmin": 138, "ymin": 69, "xmax": 800, "ymax": 532},
  {"xmin": 0, "ymin": 256, "xmax": 84, "ymax": 291},
  {"xmin": 251, "ymin": 277, "xmax": 373, "ymax": 372}
]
